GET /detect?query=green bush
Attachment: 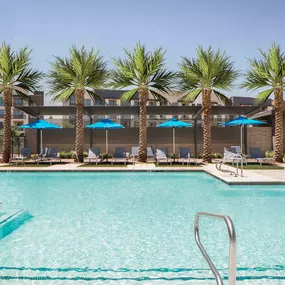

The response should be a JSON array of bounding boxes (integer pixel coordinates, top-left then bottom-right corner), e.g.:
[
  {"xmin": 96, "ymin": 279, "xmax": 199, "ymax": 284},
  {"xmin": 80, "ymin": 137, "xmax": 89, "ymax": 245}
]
[
  {"xmin": 198, "ymin": 153, "xmax": 203, "ymax": 159},
  {"xmin": 60, "ymin": 151, "xmax": 73, "ymax": 159},
  {"xmin": 265, "ymin": 150, "xmax": 274, "ymax": 158},
  {"xmin": 99, "ymin": 153, "xmax": 112, "ymax": 159},
  {"xmin": 211, "ymin": 152, "xmax": 222, "ymax": 159}
]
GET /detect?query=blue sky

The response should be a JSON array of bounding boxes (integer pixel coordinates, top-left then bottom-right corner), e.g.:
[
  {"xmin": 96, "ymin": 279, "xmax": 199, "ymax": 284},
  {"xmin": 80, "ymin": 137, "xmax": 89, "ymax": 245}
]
[{"xmin": 1, "ymin": 0, "xmax": 285, "ymax": 100}]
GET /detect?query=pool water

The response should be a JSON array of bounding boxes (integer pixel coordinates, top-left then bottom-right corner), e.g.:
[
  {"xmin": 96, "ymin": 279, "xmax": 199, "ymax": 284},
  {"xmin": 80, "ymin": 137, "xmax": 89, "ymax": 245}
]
[{"xmin": 0, "ymin": 172, "xmax": 284, "ymax": 284}]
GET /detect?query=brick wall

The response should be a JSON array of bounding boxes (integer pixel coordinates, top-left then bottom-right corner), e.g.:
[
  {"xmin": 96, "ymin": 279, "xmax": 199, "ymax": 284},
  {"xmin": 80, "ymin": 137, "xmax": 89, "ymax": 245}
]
[
  {"xmin": 247, "ymin": 127, "xmax": 272, "ymax": 153},
  {"xmin": 24, "ymin": 126, "xmax": 273, "ymax": 155}
]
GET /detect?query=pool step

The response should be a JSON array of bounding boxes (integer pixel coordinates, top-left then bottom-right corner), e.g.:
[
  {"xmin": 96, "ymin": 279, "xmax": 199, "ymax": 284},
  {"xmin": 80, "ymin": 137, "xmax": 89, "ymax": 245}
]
[{"xmin": 0, "ymin": 209, "xmax": 32, "ymax": 240}]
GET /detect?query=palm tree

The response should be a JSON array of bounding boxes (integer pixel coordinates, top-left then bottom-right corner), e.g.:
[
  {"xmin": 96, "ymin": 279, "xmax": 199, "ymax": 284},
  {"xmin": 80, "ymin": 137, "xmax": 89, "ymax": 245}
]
[
  {"xmin": 109, "ymin": 42, "xmax": 174, "ymax": 162},
  {"xmin": 242, "ymin": 44, "xmax": 285, "ymax": 162},
  {"xmin": 0, "ymin": 42, "xmax": 42, "ymax": 163},
  {"xmin": 48, "ymin": 46, "xmax": 108, "ymax": 163},
  {"xmin": 177, "ymin": 46, "xmax": 238, "ymax": 163}
]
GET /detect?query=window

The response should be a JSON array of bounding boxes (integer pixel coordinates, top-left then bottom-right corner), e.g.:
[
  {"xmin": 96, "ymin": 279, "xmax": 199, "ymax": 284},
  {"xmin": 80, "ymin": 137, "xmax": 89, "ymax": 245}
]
[
  {"xmin": 108, "ymin": 99, "xmax": 116, "ymax": 106},
  {"xmin": 70, "ymin": 95, "xmax": 75, "ymax": 105},
  {"xmin": 0, "ymin": 122, "xmax": 3, "ymax": 128},
  {"xmin": 13, "ymin": 110, "xmax": 24, "ymax": 119},
  {"xmin": 0, "ymin": 109, "xmax": 4, "ymax": 117},
  {"xmin": 149, "ymin": 122, "xmax": 156, "ymax": 127},
  {"xmin": 14, "ymin": 97, "xmax": 23, "ymax": 106},
  {"xmin": 121, "ymin": 101, "xmax": 131, "ymax": 106},
  {"xmin": 0, "ymin": 97, "xmax": 3, "ymax": 106},
  {"xmin": 148, "ymin": 101, "xmax": 156, "ymax": 106},
  {"xmin": 84, "ymin": 99, "xmax": 91, "ymax": 106},
  {"xmin": 94, "ymin": 99, "xmax": 105, "ymax": 105},
  {"xmin": 133, "ymin": 101, "xmax": 139, "ymax": 106}
]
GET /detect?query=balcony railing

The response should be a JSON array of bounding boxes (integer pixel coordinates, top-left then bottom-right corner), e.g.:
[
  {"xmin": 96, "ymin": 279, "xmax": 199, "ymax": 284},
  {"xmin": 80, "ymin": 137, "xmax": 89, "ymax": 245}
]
[{"xmin": 12, "ymin": 114, "xmax": 26, "ymax": 119}]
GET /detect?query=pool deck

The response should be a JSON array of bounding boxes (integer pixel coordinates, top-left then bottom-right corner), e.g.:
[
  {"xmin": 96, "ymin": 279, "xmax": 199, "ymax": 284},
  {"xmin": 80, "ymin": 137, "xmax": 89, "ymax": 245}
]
[{"xmin": 1, "ymin": 161, "xmax": 285, "ymax": 185}]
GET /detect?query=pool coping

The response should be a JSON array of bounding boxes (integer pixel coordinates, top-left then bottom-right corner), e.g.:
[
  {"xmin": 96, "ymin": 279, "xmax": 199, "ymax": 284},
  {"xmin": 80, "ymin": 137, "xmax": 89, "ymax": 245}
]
[{"xmin": 1, "ymin": 164, "xmax": 285, "ymax": 185}]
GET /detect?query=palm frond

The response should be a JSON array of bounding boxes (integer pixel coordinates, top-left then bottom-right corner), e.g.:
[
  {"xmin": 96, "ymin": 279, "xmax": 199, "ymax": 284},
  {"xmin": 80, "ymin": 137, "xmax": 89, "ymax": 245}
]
[
  {"xmin": 179, "ymin": 88, "xmax": 202, "ymax": 102},
  {"xmin": 213, "ymin": 90, "xmax": 231, "ymax": 105},
  {"xmin": 109, "ymin": 42, "xmax": 174, "ymax": 102},
  {"xmin": 0, "ymin": 42, "xmax": 42, "ymax": 101},
  {"xmin": 85, "ymin": 88, "xmax": 104, "ymax": 102},
  {"xmin": 120, "ymin": 88, "xmax": 138, "ymax": 102},
  {"xmin": 52, "ymin": 88, "xmax": 75, "ymax": 102},
  {"xmin": 177, "ymin": 46, "xmax": 238, "ymax": 94},
  {"xmin": 254, "ymin": 88, "xmax": 274, "ymax": 104},
  {"xmin": 149, "ymin": 90, "xmax": 170, "ymax": 103},
  {"xmin": 242, "ymin": 43, "xmax": 285, "ymax": 93},
  {"xmin": 48, "ymin": 46, "xmax": 108, "ymax": 102}
]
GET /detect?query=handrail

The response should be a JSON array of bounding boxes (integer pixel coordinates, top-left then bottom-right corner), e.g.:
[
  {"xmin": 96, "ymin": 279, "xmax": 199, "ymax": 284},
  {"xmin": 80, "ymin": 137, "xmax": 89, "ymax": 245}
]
[
  {"xmin": 194, "ymin": 212, "xmax": 236, "ymax": 285},
  {"xmin": 215, "ymin": 161, "xmax": 238, "ymax": 177}
]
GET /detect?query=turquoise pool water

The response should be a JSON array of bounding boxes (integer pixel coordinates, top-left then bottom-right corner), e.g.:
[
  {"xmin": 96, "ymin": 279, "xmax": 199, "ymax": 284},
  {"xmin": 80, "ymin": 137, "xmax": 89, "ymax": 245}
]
[{"xmin": 0, "ymin": 172, "xmax": 284, "ymax": 284}]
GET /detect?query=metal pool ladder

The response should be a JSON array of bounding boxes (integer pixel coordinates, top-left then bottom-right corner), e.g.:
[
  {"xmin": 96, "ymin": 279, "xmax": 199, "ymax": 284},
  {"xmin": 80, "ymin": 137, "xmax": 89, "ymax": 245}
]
[{"xmin": 194, "ymin": 212, "xmax": 236, "ymax": 285}]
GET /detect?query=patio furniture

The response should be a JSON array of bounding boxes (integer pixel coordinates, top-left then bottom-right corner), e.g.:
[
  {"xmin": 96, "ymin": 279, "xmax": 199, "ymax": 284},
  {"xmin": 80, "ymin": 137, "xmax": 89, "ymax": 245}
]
[
  {"xmin": 249, "ymin": 147, "xmax": 274, "ymax": 165},
  {"xmin": 155, "ymin": 148, "xmax": 172, "ymax": 165},
  {"xmin": 84, "ymin": 148, "xmax": 100, "ymax": 164},
  {"xmin": 179, "ymin": 147, "xmax": 197, "ymax": 166},
  {"xmin": 111, "ymin": 147, "xmax": 128, "ymax": 165},
  {"xmin": 39, "ymin": 148, "xmax": 61, "ymax": 165},
  {"xmin": 130, "ymin": 146, "xmax": 155, "ymax": 163},
  {"xmin": 230, "ymin": 145, "xmax": 248, "ymax": 165},
  {"xmin": 9, "ymin": 148, "xmax": 32, "ymax": 165}
]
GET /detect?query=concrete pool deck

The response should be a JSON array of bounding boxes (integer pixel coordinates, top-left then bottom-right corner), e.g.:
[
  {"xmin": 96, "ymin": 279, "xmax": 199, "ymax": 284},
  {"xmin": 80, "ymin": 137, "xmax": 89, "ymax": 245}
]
[{"xmin": 1, "ymin": 162, "xmax": 285, "ymax": 185}]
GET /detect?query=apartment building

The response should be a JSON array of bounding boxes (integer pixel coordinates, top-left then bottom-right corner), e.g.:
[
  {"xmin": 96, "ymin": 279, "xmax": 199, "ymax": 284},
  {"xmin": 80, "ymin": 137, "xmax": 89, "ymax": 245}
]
[
  {"xmin": 0, "ymin": 91, "xmax": 44, "ymax": 128},
  {"xmin": 61, "ymin": 89, "xmax": 227, "ymax": 128}
]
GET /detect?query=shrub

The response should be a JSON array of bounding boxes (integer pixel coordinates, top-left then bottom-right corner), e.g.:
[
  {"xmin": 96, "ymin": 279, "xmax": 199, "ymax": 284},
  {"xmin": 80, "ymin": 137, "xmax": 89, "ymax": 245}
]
[
  {"xmin": 99, "ymin": 153, "xmax": 112, "ymax": 159},
  {"xmin": 265, "ymin": 150, "xmax": 274, "ymax": 158},
  {"xmin": 60, "ymin": 151, "xmax": 73, "ymax": 159},
  {"xmin": 211, "ymin": 153, "xmax": 222, "ymax": 159}
]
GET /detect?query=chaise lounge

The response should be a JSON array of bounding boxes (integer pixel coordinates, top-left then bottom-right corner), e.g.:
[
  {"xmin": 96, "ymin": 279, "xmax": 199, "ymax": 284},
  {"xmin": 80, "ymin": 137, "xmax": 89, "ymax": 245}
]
[
  {"xmin": 84, "ymin": 148, "xmax": 100, "ymax": 164},
  {"xmin": 179, "ymin": 147, "xmax": 197, "ymax": 166},
  {"xmin": 9, "ymin": 148, "xmax": 32, "ymax": 165},
  {"xmin": 155, "ymin": 148, "xmax": 172, "ymax": 165},
  {"xmin": 111, "ymin": 147, "xmax": 128, "ymax": 165},
  {"xmin": 249, "ymin": 147, "xmax": 274, "ymax": 165}
]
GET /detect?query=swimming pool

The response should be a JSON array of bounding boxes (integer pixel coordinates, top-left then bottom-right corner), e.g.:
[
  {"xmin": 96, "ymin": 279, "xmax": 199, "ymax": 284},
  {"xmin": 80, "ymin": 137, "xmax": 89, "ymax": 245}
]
[{"xmin": 0, "ymin": 172, "xmax": 284, "ymax": 284}]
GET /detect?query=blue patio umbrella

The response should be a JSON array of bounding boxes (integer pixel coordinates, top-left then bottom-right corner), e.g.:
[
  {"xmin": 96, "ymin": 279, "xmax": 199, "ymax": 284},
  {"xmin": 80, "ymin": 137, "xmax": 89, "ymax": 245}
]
[
  {"xmin": 19, "ymin": 120, "xmax": 62, "ymax": 152},
  {"xmin": 221, "ymin": 116, "xmax": 266, "ymax": 176},
  {"xmin": 86, "ymin": 118, "xmax": 125, "ymax": 153},
  {"xmin": 157, "ymin": 117, "xmax": 193, "ymax": 154},
  {"xmin": 221, "ymin": 116, "xmax": 266, "ymax": 153}
]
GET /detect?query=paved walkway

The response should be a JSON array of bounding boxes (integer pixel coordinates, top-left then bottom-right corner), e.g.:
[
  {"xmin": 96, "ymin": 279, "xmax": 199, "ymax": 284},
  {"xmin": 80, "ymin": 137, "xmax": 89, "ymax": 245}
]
[{"xmin": 1, "ymin": 162, "xmax": 285, "ymax": 185}]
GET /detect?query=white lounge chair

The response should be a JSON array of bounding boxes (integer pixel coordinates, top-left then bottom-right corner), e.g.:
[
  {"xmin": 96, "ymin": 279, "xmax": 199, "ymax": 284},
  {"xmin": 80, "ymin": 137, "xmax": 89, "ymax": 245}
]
[
  {"xmin": 84, "ymin": 148, "xmax": 100, "ymax": 164},
  {"xmin": 9, "ymin": 148, "xmax": 32, "ymax": 165},
  {"xmin": 155, "ymin": 148, "xmax": 172, "ymax": 165},
  {"xmin": 230, "ymin": 146, "xmax": 248, "ymax": 165}
]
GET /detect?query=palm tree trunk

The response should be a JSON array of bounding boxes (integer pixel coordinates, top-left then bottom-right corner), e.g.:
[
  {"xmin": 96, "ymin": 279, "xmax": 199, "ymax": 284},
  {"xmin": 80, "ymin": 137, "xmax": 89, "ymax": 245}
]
[
  {"xmin": 1, "ymin": 90, "xmax": 12, "ymax": 163},
  {"xmin": 274, "ymin": 88, "xmax": 283, "ymax": 162},
  {"xmin": 138, "ymin": 89, "xmax": 147, "ymax": 162},
  {"xmin": 75, "ymin": 90, "xmax": 84, "ymax": 163},
  {"xmin": 202, "ymin": 89, "xmax": 212, "ymax": 163}
]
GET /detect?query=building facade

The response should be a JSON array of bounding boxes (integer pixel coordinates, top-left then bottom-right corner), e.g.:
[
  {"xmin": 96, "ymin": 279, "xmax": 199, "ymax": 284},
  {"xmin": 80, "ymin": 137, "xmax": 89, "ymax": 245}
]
[
  {"xmin": 0, "ymin": 91, "xmax": 44, "ymax": 128},
  {"xmin": 59, "ymin": 89, "xmax": 230, "ymax": 128}
]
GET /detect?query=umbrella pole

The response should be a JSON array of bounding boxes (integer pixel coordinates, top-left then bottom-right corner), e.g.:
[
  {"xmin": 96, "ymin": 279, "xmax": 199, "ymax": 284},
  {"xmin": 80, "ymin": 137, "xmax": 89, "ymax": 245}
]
[
  {"xmin": 40, "ymin": 129, "xmax": 43, "ymax": 155},
  {"xmin": 106, "ymin": 129, "xmax": 108, "ymax": 154},
  {"xmin": 173, "ymin": 127, "xmax": 175, "ymax": 155},
  {"xmin": 240, "ymin": 125, "xmax": 243, "ymax": 177}
]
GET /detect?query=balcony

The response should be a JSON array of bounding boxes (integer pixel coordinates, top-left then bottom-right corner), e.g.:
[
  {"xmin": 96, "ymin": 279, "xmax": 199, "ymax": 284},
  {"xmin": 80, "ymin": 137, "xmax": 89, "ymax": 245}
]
[{"xmin": 12, "ymin": 114, "xmax": 26, "ymax": 119}]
